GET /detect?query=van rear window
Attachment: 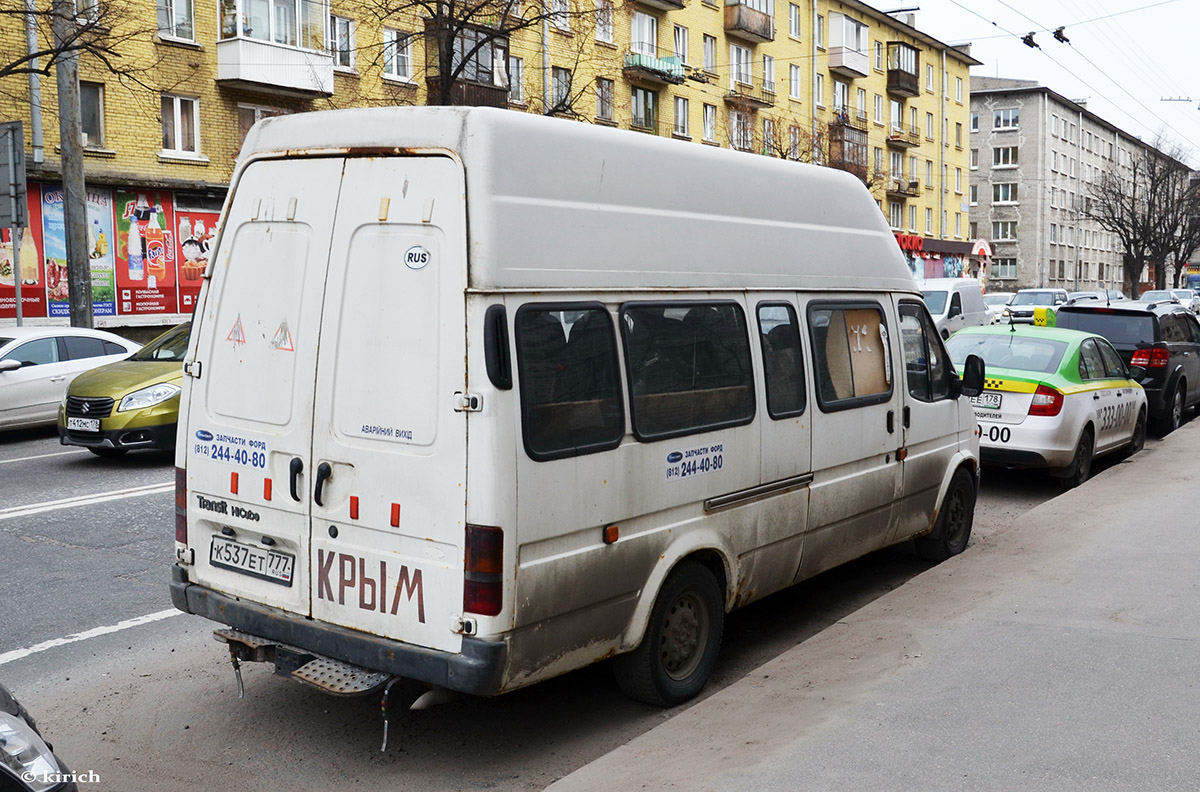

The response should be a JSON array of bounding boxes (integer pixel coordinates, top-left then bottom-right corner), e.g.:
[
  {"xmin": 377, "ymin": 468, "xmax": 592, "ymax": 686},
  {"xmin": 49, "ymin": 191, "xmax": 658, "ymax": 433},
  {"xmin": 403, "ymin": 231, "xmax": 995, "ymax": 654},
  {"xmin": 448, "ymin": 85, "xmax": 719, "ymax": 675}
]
[
  {"xmin": 515, "ymin": 305, "xmax": 624, "ymax": 460},
  {"xmin": 621, "ymin": 302, "xmax": 755, "ymax": 441}
]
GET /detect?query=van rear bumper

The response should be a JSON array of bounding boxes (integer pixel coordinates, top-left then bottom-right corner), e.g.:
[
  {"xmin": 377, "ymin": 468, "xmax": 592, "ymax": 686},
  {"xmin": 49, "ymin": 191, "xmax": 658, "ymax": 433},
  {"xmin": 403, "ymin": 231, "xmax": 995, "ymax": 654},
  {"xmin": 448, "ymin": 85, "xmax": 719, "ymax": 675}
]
[{"xmin": 170, "ymin": 565, "xmax": 507, "ymax": 696}]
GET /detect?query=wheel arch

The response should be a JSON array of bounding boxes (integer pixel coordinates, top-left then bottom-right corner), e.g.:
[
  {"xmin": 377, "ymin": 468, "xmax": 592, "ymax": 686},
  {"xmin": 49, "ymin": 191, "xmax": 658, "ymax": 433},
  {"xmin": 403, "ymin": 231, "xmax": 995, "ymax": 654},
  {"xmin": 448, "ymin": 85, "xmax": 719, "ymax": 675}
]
[{"xmin": 916, "ymin": 451, "xmax": 979, "ymax": 539}]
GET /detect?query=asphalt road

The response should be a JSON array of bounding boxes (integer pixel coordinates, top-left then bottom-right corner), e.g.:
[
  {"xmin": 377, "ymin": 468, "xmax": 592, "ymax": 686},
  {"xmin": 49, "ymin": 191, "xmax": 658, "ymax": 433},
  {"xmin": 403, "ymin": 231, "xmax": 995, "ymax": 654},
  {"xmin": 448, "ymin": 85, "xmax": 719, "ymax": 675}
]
[{"xmin": 0, "ymin": 424, "xmax": 1151, "ymax": 791}]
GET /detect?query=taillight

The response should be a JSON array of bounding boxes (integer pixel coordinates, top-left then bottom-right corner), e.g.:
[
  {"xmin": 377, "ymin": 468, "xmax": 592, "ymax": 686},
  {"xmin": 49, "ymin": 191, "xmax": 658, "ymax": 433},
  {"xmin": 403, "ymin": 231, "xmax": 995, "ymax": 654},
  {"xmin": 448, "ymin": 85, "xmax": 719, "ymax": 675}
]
[
  {"xmin": 464, "ymin": 524, "xmax": 503, "ymax": 616},
  {"xmin": 1130, "ymin": 345, "xmax": 1170, "ymax": 368},
  {"xmin": 175, "ymin": 466, "xmax": 188, "ymax": 544},
  {"xmin": 1029, "ymin": 384, "xmax": 1065, "ymax": 417}
]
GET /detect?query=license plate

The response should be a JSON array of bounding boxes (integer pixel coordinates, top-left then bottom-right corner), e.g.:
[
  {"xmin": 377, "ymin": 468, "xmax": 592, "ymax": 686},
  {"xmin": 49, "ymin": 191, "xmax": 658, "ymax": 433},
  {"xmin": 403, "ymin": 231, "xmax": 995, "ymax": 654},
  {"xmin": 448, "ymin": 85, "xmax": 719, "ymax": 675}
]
[
  {"xmin": 210, "ymin": 536, "xmax": 294, "ymax": 586},
  {"xmin": 971, "ymin": 392, "xmax": 1002, "ymax": 410},
  {"xmin": 67, "ymin": 416, "xmax": 100, "ymax": 432}
]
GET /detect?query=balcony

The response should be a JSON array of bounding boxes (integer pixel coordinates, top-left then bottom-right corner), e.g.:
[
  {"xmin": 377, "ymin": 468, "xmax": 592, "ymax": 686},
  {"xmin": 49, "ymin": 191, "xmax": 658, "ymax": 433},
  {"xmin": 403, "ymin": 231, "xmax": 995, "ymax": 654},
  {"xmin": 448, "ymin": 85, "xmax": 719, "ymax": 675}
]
[
  {"xmin": 886, "ymin": 42, "xmax": 920, "ymax": 98},
  {"xmin": 724, "ymin": 0, "xmax": 774, "ymax": 44},
  {"xmin": 636, "ymin": 0, "xmax": 684, "ymax": 10},
  {"xmin": 724, "ymin": 77, "xmax": 776, "ymax": 110},
  {"xmin": 216, "ymin": 38, "xmax": 333, "ymax": 97},
  {"xmin": 886, "ymin": 178, "xmax": 921, "ymax": 198},
  {"xmin": 886, "ymin": 124, "xmax": 920, "ymax": 148},
  {"xmin": 828, "ymin": 46, "xmax": 869, "ymax": 79},
  {"xmin": 828, "ymin": 106, "xmax": 868, "ymax": 133},
  {"xmin": 623, "ymin": 49, "xmax": 686, "ymax": 85},
  {"xmin": 424, "ymin": 77, "xmax": 509, "ymax": 108}
]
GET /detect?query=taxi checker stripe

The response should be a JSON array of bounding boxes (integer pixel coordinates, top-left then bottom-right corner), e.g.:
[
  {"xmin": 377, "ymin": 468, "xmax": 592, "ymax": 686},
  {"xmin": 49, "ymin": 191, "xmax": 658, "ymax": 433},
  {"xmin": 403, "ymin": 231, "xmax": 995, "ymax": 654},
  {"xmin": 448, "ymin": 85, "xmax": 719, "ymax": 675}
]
[
  {"xmin": 984, "ymin": 377, "xmax": 1039, "ymax": 394},
  {"xmin": 0, "ymin": 482, "xmax": 173, "ymax": 521}
]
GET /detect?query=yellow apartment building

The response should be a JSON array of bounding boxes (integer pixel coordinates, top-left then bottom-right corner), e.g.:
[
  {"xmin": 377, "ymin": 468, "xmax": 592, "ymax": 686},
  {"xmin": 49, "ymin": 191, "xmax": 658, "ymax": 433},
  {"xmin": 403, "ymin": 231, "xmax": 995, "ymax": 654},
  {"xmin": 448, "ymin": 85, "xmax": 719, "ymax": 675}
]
[{"xmin": 0, "ymin": 0, "xmax": 978, "ymax": 324}]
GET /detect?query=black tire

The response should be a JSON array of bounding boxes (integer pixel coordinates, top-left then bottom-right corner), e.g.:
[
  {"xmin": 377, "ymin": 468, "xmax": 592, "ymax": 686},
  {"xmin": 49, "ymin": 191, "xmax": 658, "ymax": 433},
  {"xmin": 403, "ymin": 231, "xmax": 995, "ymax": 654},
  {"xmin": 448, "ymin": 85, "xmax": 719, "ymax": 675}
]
[
  {"xmin": 87, "ymin": 447, "xmax": 127, "ymax": 458},
  {"xmin": 1058, "ymin": 429, "xmax": 1094, "ymax": 491},
  {"xmin": 613, "ymin": 561, "xmax": 724, "ymax": 707},
  {"xmin": 1123, "ymin": 408, "xmax": 1147, "ymax": 458},
  {"xmin": 914, "ymin": 467, "xmax": 975, "ymax": 562},
  {"xmin": 1152, "ymin": 384, "xmax": 1184, "ymax": 436}
]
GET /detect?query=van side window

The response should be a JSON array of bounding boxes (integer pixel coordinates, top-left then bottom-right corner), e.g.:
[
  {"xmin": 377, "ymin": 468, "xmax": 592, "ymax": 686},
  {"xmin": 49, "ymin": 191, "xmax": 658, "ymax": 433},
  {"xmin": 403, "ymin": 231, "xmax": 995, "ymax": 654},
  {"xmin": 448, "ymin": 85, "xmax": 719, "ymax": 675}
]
[
  {"xmin": 899, "ymin": 302, "xmax": 949, "ymax": 401},
  {"xmin": 515, "ymin": 304, "xmax": 624, "ymax": 461},
  {"xmin": 949, "ymin": 292, "xmax": 962, "ymax": 317},
  {"xmin": 808, "ymin": 303, "xmax": 891, "ymax": 410},
  {"xmin": 756, "ymin": 303, "xmax": 806, "ymax": 418},
  {"xmin": 621, "ymin": 302, "xmax": 755, "ymax": 440}
]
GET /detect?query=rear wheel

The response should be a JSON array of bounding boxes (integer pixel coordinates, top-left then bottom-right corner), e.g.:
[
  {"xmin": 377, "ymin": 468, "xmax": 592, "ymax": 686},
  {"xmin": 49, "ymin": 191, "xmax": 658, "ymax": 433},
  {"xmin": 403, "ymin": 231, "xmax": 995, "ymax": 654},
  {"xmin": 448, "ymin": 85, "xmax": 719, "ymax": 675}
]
[
  {"xmin": 1123, "ymin": 408, "xmax": 1147, "ymax": 458},
  {"xmin": 87, "ymin": 447, "xmax": 127, "ymax": 458},
  {"xmin": 1153, "ymin": 384, "xmax": 1184, "ymax": 436},
  {"xmin": 914, "ymin": 467, "xmax": 975, "ymax": 562},
  {"xmin": 613, "ymin": 561, "xmax": 724, "ymax": 707},
  {"xmin": 1058, "ymin": 429, "xmax": 1094, "ymax": 491}
]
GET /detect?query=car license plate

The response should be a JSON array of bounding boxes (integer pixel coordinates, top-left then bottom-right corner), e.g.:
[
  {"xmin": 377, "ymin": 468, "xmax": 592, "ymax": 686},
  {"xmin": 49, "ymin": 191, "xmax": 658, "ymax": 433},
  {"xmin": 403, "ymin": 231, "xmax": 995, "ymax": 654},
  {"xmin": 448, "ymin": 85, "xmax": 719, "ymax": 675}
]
[
  {"xmin": 210, "ymin": 536, "xmax": 294, "ymax": 586},
  {"xmin": 66, "ymin": 416, "xmax": 100, "ymax": 432},
  {"xmin": 971, "ymin": 392, "xmax": 1002, "ymax": 410}
]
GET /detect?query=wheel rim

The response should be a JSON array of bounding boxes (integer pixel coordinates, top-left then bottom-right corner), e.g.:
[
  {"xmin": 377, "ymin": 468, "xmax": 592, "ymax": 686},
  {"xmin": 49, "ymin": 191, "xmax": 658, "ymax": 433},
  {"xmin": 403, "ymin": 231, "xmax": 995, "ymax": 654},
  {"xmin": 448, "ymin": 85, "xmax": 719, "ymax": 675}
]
[
  {"xmin": 1134, "ymin": 414, "xmax": 1146, "ymax": 450},
  {"xmin": 944, "ymin": 485, "xmax": 969, "ymax": 547},
  {"xmin": 660, "ymin": 591, "xmax": 709, "ymax": 681},
  {"xmin": 1076, "ymin": 435, "xmax": 1093, "ymax": 483},
  {"xmin": 1173, "ymin": 390, "xmax": 1183, "ymax": 429}
]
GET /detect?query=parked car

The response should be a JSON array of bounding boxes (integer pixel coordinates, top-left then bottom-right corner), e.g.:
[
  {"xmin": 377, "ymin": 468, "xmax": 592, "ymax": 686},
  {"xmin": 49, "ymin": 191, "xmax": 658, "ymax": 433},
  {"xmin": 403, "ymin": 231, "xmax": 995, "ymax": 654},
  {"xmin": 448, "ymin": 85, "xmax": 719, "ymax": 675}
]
[
  {"xmin": 1169, "ymin": 289, "xmax": 1200, "ymax": 313},
  {"xmin": 1136, "ymin": 290, "xmax": 1179, "ymax": 304},
  {"xmin": 946, "ymin": 325, "xmax": 1146, "ymax": 490},
  {"xmin": 1067, "ymin": 291, "xmax": 1104, "ymax": 304},
  {"xmin": 983, "ymin": 292, "xmax": 1015, "ymax": 323},
  {"xmin": 0, "ymin": 327, "xmax": 140, "ymax": 431},
  {"xmin": 0, "ymin": 682, "xmax": 78, "ymax": 791},
  {"xmin": 921, "ymin": 278, "xmax": 991, "ymax": 337},
  {"xmin": 1002, "ymin": 288, "xmax": 1069, "ymax": 323},
  {"xmin": 1056, "ymin": 301, "xmax": 1200, "ymax": 435},
  {"xmin": 57, "ymin": 321, "xmax": 189, "ymax": 456}
]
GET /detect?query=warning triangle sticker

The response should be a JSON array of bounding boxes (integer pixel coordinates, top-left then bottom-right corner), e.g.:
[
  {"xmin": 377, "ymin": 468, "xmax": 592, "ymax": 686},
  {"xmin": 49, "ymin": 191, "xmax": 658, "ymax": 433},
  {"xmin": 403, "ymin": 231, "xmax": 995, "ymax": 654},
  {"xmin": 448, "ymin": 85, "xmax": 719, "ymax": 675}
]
[
  {"xmin": 226, "ymin": 314, "xmax": 245, "ymax": 346},
  {"xmin": 270, "ymin": 319, "xmax": 294, "ymax": 352}
]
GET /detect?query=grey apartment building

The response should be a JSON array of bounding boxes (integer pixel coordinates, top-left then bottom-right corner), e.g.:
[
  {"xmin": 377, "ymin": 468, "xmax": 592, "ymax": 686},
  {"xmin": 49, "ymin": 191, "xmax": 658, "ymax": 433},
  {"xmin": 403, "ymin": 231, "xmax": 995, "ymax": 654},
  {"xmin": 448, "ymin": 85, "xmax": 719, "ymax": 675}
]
[{"xmin": 971, "ymin": 77, "xmax": 1142, "ymax": 292}]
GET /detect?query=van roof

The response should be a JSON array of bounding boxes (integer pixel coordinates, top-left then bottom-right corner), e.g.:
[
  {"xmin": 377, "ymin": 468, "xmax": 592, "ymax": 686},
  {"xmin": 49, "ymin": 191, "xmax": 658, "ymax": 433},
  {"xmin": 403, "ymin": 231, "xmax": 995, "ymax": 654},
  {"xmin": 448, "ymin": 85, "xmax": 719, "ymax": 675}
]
[{"xmin": 239, "ymin": 107, "xmax": 919, "ymax": 293}]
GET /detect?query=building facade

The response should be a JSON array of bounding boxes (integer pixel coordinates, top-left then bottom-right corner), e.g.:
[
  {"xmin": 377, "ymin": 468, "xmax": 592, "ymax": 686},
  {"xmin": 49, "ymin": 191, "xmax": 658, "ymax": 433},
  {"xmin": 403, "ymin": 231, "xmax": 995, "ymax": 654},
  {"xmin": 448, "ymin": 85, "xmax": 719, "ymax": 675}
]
[
  {"xmin": 0, "ymin": 0, "xmax": 977, "ymax": 325},
  {"xmin": 970, "ymin": 76, "xmax": 1148, "ymax": 293}
]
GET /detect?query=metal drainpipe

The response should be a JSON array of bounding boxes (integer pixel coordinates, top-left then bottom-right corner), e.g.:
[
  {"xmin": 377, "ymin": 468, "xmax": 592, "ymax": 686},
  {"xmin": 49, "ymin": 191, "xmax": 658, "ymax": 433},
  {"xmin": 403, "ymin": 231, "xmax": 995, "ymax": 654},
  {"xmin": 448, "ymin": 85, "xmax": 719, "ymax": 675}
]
[
  {"xmin": 811, "ymin": 0, "xmax": 818, "ymax": 144},
  {"xmin": 542, "ymin": 2, "xmax": 550, "ymax": 112},
  {"xmin": 26, "ymin": 0, "xmax": 43, "ymax": 164},
  {"xmin": 1075, "ymin": 107, "xmax": 1083, "ymax": 289},
  {"xmin": 939, "ymin": 48, "xmax": 945, "ymax": 243}
]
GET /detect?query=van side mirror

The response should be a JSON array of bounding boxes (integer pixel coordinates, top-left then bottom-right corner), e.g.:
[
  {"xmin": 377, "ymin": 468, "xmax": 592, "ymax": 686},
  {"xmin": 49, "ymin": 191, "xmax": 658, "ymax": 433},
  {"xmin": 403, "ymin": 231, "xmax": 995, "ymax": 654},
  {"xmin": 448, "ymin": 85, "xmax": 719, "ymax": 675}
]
[
  {"xmin": 959, "ymin": 354, "xmax": 986, "ymax": 398},
  {"xmin": 0, "ymin": 359, "xmax": 20, "ymax": 373},
  {"xmin": 1127, "ymin": 365, "xmax": 1145, "ymax": 381}
]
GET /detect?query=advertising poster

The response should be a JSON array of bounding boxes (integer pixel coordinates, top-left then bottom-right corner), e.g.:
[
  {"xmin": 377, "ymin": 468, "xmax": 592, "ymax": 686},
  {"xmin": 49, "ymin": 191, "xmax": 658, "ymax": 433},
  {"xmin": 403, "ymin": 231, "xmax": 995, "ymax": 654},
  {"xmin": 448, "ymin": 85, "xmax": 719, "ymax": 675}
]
[
  {"xmin": 86, "ymin": 188, "xmax": 117, "ymax": 316},
  {"xmin": 114, "ymin": 190, "xmax": 177, "ymax": 315},
  {"xmin": 175, "ymin": 207, "xmax": 220, "ymax": 314},
  {"xmin": 0, "ymin": 186, "xmax": 47, "ymax": 319},
  {"xmin": 41, "ymin": 185, "xmax": 73, "ymax": 317}
]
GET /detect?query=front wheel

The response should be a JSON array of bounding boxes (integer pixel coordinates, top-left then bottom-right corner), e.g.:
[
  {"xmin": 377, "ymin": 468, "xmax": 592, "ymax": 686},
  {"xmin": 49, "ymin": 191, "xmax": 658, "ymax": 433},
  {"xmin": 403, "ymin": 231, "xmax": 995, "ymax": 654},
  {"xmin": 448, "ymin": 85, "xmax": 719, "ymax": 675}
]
[
  {"xmin": 1154, "ymin": 384, "xmax": 1185, "ymax": 436},
  {"xmin": 914, "ymin": 467, "xmax": 975, "ymax": 562},
  {"xmin": 613, "ymin": 561, "xmax": 724, "ymax": 707},
  {"xmin": 1123, "ymin": 408, "xmax": 1147, "ymax": 458}
]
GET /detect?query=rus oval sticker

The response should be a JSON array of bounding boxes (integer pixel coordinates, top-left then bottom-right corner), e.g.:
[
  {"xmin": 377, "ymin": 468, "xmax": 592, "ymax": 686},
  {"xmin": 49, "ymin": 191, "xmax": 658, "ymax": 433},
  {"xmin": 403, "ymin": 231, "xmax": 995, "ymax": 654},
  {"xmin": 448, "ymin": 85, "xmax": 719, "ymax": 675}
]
[
  {"xmin": 667, "ymin": 452, "xmax": 683, "ymax": 464},
  {"xmin": 404, "ymin": 245, "xmax": 431, "ymax": 270},
  {"xmin": 196, "ymin": 430, "xmax": 213, "ymax": 442}
]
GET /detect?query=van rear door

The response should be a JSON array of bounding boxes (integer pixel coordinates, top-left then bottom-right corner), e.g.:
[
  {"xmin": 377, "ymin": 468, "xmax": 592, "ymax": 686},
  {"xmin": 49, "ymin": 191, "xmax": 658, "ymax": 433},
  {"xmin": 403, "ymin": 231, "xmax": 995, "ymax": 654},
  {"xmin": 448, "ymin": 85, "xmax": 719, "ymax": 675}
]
[
  {"xmin": 307, "ymin": 157, "xmax": 468, "ymax": 654},
  {"xmin": 185, "ymin": 157, "xmax": 344, "ymax": 616}
]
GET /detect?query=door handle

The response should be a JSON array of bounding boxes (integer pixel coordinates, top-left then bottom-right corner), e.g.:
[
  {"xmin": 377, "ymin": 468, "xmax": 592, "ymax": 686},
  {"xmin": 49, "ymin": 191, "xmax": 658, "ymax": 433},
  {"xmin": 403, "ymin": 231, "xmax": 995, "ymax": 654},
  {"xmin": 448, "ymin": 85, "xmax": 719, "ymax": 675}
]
[
  {"xmin": 50, "ymin": 375, "xmax": 66, "ymax": 382},
  {"xmin": 289, "ymin": 457, "xmax": 304, "ymax": 502},
  {"xmin": 886, "ymin": 410, "xmax": 895, "ymax": 434},
  {"xmin": 1093, "ymin": 393, "xmax": 1101, "ymax": 400},
  {"xmin": 313, "ymin": 462, "xmax": 333, "ymax": 506},
  {"xmin": 903, "ymin": 405, "xmax": 911, "ymax": 428}
]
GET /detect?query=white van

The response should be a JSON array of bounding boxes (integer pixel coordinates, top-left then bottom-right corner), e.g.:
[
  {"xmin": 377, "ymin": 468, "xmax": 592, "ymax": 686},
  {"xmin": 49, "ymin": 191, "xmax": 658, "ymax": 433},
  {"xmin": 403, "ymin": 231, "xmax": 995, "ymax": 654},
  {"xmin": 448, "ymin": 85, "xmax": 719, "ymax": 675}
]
[
  {"xmin": 921, "ymin": 278, "xmax": 992, "ymax": 338},
  {"xmin": 171, "ymin": 107, "xmax": 985, "ymax": 710}
]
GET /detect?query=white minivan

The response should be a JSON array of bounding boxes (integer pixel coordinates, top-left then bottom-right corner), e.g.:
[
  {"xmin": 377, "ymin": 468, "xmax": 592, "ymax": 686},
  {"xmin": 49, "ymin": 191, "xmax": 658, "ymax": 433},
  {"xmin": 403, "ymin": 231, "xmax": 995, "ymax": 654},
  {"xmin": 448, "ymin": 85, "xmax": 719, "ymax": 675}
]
[
  {"xmin": 921, "ymin": 278, "xmax": 992, "ymax": 338},
  {"xmin": 171, "ymin": 107, "xmax": 985, "ymax": 710}
]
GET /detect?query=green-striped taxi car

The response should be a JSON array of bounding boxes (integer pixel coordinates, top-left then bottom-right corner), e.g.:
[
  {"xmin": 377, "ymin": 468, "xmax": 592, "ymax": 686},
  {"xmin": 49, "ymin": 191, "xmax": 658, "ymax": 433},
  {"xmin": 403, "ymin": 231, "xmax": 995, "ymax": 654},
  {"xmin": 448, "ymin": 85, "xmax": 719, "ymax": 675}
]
[{"xmin": 945, "ymin": 323, "xmax": 1147, "ymax": 490}]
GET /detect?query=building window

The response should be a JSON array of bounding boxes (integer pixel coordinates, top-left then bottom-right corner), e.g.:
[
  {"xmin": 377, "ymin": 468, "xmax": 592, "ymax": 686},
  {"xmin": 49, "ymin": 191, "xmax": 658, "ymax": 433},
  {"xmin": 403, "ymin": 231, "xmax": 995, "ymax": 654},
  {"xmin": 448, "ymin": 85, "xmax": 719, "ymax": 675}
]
[
  {"xmin": 909, "ymin": 205, "xmax": 917, "ymax": 231},
  {"xmin": 873, "ymin": 93, "xmax": 883, "ymax": 124},
  {"xmin": 994, "ymin": 108, "xmax": 1019, "ymax": 129},
  {"xmin": 970, "ymin": 148, "xmax": 978, "ymax": 169},
  {"xmin": 969, "ymin": 221, "xmax": 977, "ymax": 238},
  {"xmin": 993, "ymin": 183, "xmax": 1018, "ymax": 204},
  {"xmin": 595, "ymin": 0, "xmax": 613, "ymax": 43},
  {"xmin": 674, "ymin": 96, "xmax": 689, "ymax": 137},
  {"xmin": 925, "ymin": 112, "xmax": 933, "ymax": 139},
  {"xmin": 874, "ymin": 146, "xmax": 882, "ymax": 174},
  {"xmin": 383, "ymin": 29, "xmax": 413, "ymax": 80},
  {"xmin": 833, "ymin": 79, "xmax": 848, "ymax": 112},
  {"xmin": 969, "ymin": 184, "xmax": 977, "ymax": 205},
  {"xmin": 789, "ymin": 64, "xmax": 802, "ymax": 99},
  {"xmin": 955, "ymin": 167, "xmax": 962, "ymax": 192},
  {"xmin": 551, "ymin": 67, "xmax": 572, "ymax": 109},
  {"xmin": 815, "ymin": 73, "xmax": 824, "ymax": 106},
  {"xmin": 550, "ymin": 0, "xmax": 569, "ymax": 31},
  {"xmin": 703, "ymin": 34, "xmax": 716, "ymax": 73},
  {"xmin": 516, "ymin": 304, "xmax": 623, "ymax": 460},
  {"xmin": 80, "ymin": 82, "xmax": 104, "ymax": 148},
  {"xmin": 789, "ymin": 3, "xmax": 801, "ymax": 38},
  {"xmin": 970, "ymin": 111, "xmax": 978, "ymax": 133},
  {"xmin": 993, "ymin": 221, "xmax": 1017, "ymax": 240},
  {"xmin": 890, "ymin": 150, "xmax": 903, "ymax": 180},
  {"xmin": 621, "ymin": 302, "xmax": 755, "ymax": 440},
  {"xmin": 703, "ymin": 103, "xmax": 716, "ymax": 142},
  {"xmin": 856, "ymin": 87, "xmax": 866, "ymax": 116},
  {"xmin": 595, "ymin": 77, "xmax": 612, "ymax": 120},
  {"xmin": 926, "ymin": 63, "xmax": 933, "ymax": 91},
  {"xmin": 509, "ymin": 56, "xmax": 525, "ymax": 103},
  {"xmin": 329, "ymin": 15, "xmax": 353, "ymax": 69},
  {"xmin": 874, "ymin": 40, "xmax": 883, "ymax": 70},
  {"xmin": 730, "ymin": 44, "xmax": 751, "ymax": 85},
  {"xmin": 788, "ymin": 125, "xmax": 801, "ymax": 159},
  {"xmin": 236, "ymin": 103, "xmax": 288, "ymax": 145},
  {"xmin": 993, "ymin": 258, "xmax": 1016, "ymax": 278},
  {"xmin": 763, "ymin": 55, "xmax": 775, "ymax": 93},
  {"xmin": 158, "ymin": 0, "xmax": 194, "ymax": 39},
  {"xmin": 993, "ymin": 146, "xmax": 1018, "ymax": 167},
  {"xmin": 925, "ymin": 159, "xmax": 932, "ymax": 185},
  {"xmin": 816, "ymin": 14, "xmax": 824, "ymax": 48},
  {"xmin": 632, "ymin": 12, "xmax": 657, "ymax": 56},
  {"xmin": 955, "ymin": 76, "xmax": 962, "ymax": 102},
  {"xmin": 632, "ymin": 86, "xmax": 657, "ymax": 130},
  {"xmin": 954, "ymin": 213, "xmax": 961, "ymax": 237},
  {"xmin": 1052, "ymin": 114, "xmax": 1059, "ymax": 136},
  {"xmin": 220, "ymin": 0, "xmax": 324, "ymax": 47},
  {"xmin": 161, "ymin": 94, "xmax": 199, "ymax": 155},
  {"xmin": 448, "ymin": 28, "xmax": 506, "ymax": 87},
  {"xmin": 955, "ymin": 122, "xmax": 962, "ymax": 147},
  {"xmin": 730, "ymin": 109, "xmax": 752, "ymax": 151},
  {"xmin": 889, "ymin": 201, "xmax": 902, "ymax": 229},
  {"xmin": 673, "ymin": 24, "xmax": 688, "ymax": 62},
  {"xmin": 925, "ymin": 207, "xmax": 933, "ymax": 234}
]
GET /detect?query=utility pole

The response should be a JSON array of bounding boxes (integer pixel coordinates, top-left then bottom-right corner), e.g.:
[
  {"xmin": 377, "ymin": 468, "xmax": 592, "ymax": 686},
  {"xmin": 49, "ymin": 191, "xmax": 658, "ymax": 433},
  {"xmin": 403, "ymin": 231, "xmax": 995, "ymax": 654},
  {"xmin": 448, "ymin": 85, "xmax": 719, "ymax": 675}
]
[{"xmin": 52, "ymin": 0, "xmax": 93, "ymax": 328}]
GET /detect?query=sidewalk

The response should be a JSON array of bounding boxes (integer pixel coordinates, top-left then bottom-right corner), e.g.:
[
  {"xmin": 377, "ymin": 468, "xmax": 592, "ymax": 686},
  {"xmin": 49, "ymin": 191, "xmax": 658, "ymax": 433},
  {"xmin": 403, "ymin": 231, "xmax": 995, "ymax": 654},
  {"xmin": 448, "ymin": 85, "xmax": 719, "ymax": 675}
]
[{"xmin": 549, "ymin": 425, "xmax": 1200, "ymax": 792}]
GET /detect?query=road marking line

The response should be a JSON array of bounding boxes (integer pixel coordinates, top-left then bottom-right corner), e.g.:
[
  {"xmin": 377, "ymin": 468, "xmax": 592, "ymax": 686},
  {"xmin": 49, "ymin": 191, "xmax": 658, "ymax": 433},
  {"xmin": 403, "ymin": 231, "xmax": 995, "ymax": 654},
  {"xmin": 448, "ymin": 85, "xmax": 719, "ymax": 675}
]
[
  {"xmin": 0, "ymin": 449, "xmax": 89, "ymax": 466},
  {"xmin": 0, "ymin": 609, "xmax": 183, "ymax": 667},
  {"xmin": 0, "ymin": 482, "xmax": 173, "ymax": 521}
]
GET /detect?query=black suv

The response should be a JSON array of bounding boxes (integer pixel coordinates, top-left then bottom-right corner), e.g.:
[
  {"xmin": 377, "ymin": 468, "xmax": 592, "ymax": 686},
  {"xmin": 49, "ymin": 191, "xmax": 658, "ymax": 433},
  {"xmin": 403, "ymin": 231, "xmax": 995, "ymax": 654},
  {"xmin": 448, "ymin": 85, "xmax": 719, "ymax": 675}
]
[{"xmin": 1057, "ymin": 301, "xmax": 1200, "ymax": 435}]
